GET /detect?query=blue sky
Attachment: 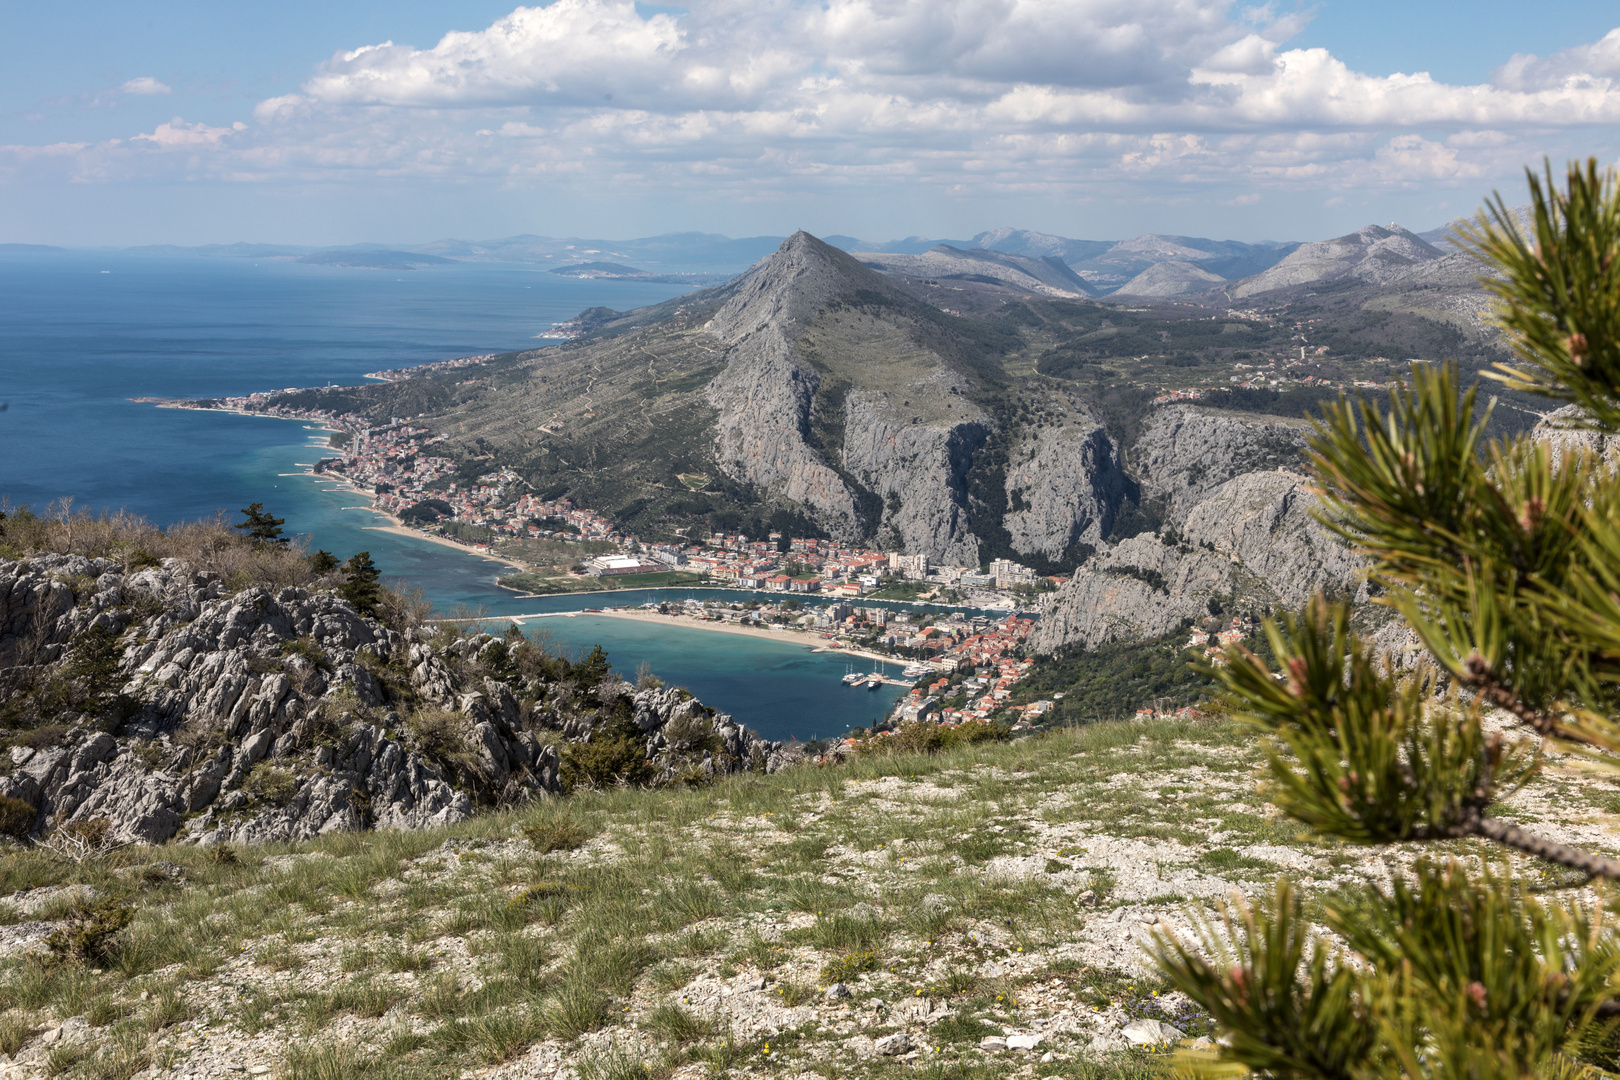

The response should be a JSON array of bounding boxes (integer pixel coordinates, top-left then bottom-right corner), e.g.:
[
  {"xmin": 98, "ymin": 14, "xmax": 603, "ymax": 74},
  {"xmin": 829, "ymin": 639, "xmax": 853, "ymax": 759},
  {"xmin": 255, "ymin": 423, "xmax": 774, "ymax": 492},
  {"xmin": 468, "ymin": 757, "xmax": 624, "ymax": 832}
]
[{"xmin": 2, "ymin": 0, "xmax": 1618, "ymax": 246}]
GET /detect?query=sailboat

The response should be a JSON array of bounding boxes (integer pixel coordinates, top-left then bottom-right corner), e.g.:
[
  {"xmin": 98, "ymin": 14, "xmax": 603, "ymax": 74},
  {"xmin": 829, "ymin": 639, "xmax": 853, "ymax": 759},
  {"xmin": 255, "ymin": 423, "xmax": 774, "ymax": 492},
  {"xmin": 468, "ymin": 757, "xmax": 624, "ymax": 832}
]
[
  {"xmin": 866, "ymin": 657, "xmax": 885, "ymax": 689},
  {"xmin": 841, "ymin": 664, "xmax": 865, "ymax": 686}
]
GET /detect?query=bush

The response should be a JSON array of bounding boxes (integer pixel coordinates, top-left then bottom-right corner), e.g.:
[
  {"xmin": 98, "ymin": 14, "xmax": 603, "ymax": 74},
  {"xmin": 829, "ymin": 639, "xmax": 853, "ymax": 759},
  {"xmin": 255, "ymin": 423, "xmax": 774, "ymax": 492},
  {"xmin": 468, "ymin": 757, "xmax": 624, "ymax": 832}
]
[
  {"xmin": 522, "ymin": 817, "xmax": 594, "ymax": 853},
  {"xmin": 855, "ymin": 720, "xmax": 1011, "ymax": 757},
  {"xmin": 820, "ymin": 951, "xmax": 877, "ymax": 984},
  {"xmin": 243, "ymin": 763, "xmax": 298, "ymax": 807},
  {"xmin": 406, "ymin": 710, "xmax": 469, "ymax": 764},
  {"xmin": 0, "ymin": 795, "xmax": 35, "ymax": 838},
  {"xmin": 45, "ymin": 897, "xmax": 133, "ymax": 965},
  {"xmin": 560, "ymin": 718, "xmax": 654, "ymax": 790}
]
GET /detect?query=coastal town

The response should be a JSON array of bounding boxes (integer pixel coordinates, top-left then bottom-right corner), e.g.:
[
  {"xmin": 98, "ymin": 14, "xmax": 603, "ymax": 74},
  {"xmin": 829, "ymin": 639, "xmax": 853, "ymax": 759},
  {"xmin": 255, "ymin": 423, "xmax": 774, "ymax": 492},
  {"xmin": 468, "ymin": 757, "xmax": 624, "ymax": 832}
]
[
  {"xmin": 197, "ymin": 392, "xmax": 1081, "ymax": 736},
  {"xmin": 216, "ymin": 394, "xmax": 1057, "ymax": 606}
]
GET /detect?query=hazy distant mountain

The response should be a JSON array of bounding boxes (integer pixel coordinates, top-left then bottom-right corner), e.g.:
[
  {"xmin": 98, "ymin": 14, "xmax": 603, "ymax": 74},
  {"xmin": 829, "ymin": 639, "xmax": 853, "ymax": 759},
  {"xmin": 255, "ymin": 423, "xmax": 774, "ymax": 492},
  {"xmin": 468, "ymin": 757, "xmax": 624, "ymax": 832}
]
[
  {"xmin": 1418, "ymin": 204, "xmax": 1534, "ymax": 250},
  {"xmin": 412, "ymin": 232, "xmax": 786, "ymax": 272},
  {"xmin": 0, "ymin": 243, "xmax": 66, "ymax": 254},
  {"xmin": 968, "ymin": 228, "xmax": 1116, "ymax": 265},
  {"xmin": 1232, "ymin": 225, "xmax": 1442, "ymax": 298},
  {"xmin": 1067, "ymin": 234, "xmax": 1298, "ymax": 292},
  {"xmin": 296, "ymin": 250, "xmax": 456, "ymax": 270},
  {"xmin": 830, "ymin": 235, "xmax": 971, "ymax": 255},
  {"xmin": 126, "ymin": 242, "xmax": 315, "ymax": 258},
  {"xmin": 833, "ymin": 229, "xmax": 1295, "ymax": 294},
  {"xmin": 1110, "ymin": 260, "xmax": 1227, "ymax": 298},
  {"xmin": 853, "ymin": 244, "xmax": 1097, "ymax": 296}
]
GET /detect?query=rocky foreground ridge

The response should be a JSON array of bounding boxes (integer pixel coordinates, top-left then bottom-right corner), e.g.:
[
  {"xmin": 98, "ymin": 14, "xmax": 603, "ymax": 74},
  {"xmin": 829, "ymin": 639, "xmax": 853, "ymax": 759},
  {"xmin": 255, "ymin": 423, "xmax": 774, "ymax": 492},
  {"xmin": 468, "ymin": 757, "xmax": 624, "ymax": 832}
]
[{"xmin": 0, "ymin": 553, "xmax": 791, "ymax": 848}]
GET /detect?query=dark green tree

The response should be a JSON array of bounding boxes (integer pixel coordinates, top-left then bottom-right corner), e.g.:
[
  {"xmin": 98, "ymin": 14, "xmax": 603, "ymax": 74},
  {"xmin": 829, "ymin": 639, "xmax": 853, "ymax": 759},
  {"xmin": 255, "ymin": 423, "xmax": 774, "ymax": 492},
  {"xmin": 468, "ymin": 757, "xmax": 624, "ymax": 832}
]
[
  {"xmin": 572, "ymin": 644, "xmax": 612, "ymax": 691},
  {"xmin": 1153, "ymin": 160, "xmax": 1620, "ymax": 1078},
  {"xmin": 234, "ymin": 502, "xmax": 288, "ymax": 546},
  {"xmin": 339, "ymin": 551, "xmax": 383, "ymax": 615},
  {"xmin": 307, "ymin": 549, "xmax": 340, "ymax": 575}
]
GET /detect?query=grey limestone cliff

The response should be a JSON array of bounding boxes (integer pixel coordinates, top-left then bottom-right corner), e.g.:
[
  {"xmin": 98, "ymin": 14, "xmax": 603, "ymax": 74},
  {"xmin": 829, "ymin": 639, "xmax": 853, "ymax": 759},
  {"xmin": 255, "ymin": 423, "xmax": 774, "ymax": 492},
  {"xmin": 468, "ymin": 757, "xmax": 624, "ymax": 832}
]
[
  {"xmin": 1030, "ymin": 410, "xmax": 1362, "ymax": 654},
  {"xmin": 1001, "ymin": 419, "xmax": 1127, "ymax": 560},
  {"xmin": 703, "ymin": 232, "xmax": 995, "ymax": 562},
  {"xmin": 0, "ymin": 554, "xmax": 789, "ymax": 848},
  {"xmin": 1133, "ymin": 405, "xmax": 1312, "ymax": 517}
]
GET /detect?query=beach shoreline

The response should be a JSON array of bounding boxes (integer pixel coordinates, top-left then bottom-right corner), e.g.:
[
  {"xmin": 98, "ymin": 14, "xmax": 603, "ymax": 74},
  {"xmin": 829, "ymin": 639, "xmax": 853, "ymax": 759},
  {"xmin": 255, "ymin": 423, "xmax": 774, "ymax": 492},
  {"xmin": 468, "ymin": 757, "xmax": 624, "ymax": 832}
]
[
  {"xmin": 518, "ymin": 607, "xmax": 910, "ymax": 670},
  {"xmin": 360, "ymin": 522, "xmax": 529, "ymax": 573}
]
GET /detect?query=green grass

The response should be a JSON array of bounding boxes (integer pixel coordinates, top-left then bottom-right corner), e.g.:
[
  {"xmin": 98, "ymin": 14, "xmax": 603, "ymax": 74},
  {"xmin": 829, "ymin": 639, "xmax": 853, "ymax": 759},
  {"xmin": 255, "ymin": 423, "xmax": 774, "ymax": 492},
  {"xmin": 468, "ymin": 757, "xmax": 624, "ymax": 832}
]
[{"xmin": 0, "ymin": 718, "xmax": 1311, "ymax": 1078}]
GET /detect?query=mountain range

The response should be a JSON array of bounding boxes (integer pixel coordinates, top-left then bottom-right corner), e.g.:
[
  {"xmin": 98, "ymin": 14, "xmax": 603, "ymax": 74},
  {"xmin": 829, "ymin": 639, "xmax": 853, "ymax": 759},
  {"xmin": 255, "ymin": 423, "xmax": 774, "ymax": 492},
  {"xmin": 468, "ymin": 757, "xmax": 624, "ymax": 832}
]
[
  {"xmin": 220, "ymin": 219, "xmax": 1523, "ymax": 630},
  {"xmin": 10, "ymin": 212, "xmax": 1504, "ymax": 299}
]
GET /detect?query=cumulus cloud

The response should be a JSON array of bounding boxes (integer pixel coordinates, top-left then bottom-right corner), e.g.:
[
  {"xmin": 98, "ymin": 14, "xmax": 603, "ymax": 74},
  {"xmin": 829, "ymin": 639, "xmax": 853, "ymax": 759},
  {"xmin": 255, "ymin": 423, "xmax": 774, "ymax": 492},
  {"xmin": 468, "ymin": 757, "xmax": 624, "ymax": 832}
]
[
  {"xmin": 1494, "ymin": 28, "xmax": 1620, "ymax": 91},
  {"xmin": 131, "ymin": 119, "xmax": 247, "ymax": 148},
  {"xmin": 119, "ymin": 77, "xmax": 172, "ymax": 95},
  {"xmin": 6, "ymin": 2, "xmax": 1620, "ymax": 209}
]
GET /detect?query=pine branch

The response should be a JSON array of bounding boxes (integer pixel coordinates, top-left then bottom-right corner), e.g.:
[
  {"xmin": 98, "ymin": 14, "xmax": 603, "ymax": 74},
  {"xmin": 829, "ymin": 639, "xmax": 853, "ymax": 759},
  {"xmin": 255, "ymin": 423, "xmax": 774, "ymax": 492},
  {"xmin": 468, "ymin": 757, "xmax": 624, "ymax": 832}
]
[
  {"xmin": 1455, "ymin": 813, "xmax": 1620, "ymax": 880},
  {"xmin": 1462, "ymin": 654, "xmax": 1559, "ymax": 737}
]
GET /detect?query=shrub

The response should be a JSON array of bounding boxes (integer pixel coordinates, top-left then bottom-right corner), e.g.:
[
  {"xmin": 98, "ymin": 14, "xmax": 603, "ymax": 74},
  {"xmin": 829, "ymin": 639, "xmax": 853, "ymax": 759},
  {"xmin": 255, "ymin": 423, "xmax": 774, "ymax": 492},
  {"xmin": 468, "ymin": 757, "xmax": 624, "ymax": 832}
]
[
  {"xmin": 406, "ymin": 710, "xmax": 469, "ymax": 765},
  {"xmin": 560, "ymin": 722, "xmax": 654, "ymax": 791},
  {"xmin": 856, "ymin": 720, "xmax": 1010, "ymax": 757},
  {"xmin": 243, "ymin": 763, "xmax": 298, "ymax": 807},
  {"xmin": 521, "ymin": 818, "xmax": 594, "ymax": 853},
  {"xmin": 0, "ymin": 796, "xmax": 35, "ymax": 838},
  {"xmin": 820, "ymin": 951, "xmax": 877, "ymax": 984},
  {"xmin": 45, "ymin": 897, "xmax": 133, "ymax": 965}
]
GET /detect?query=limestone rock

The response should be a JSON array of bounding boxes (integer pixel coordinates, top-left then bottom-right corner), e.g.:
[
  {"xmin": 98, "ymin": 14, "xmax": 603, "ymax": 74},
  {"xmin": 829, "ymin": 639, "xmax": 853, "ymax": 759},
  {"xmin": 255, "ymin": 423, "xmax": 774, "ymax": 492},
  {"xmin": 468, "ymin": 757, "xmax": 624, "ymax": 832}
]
[
  {"xmin": 0, "ymin": 554, "xmax": 780, "ymax": 848},
  {"xmin": 874, "ymin": 1032, "xmax": 913, "ymax": 1056},
  {"xmin": 1133, "ymin": 405, "xmax": 1311, "ymax": 519},
  {"xmin": 1001, "ymin": 419, "xmax": 1127, "ymax": 561},
  {"xmin": 1030, "ymin": 466, "xmax": 1363, "ymax": 654},
  {"xmin": 1121, "ymin": 1018, "xmax": 1185, "ymax": 1046}
]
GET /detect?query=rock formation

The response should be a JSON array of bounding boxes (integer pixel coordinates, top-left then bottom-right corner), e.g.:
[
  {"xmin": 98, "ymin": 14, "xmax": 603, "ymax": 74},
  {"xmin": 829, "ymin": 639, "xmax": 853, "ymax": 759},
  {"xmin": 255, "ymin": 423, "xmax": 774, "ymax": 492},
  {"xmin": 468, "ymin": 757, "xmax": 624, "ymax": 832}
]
[
  {"xmin": 1132, "ymin": 405, "xmax": 1313, "ymax": 517},
  {"xmin": 0, "ymin": 554, "xmax": 790, "ymax": 847},
  {"xmin": 1030, "ymin": 409, "xmax": 1364, "ymax": 653},
  {"xmin": 1000, "ymin": 419, "xmax": 1126, "ymax": 560}
]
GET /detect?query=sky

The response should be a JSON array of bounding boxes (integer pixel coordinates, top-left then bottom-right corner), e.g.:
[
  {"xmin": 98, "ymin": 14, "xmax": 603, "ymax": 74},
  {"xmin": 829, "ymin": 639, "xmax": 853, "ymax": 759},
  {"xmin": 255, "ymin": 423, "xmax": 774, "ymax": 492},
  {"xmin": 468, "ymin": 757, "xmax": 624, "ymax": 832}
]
[{"xmin": 2, "ymin": 0, "xmax": 1618, "ymax": 247}]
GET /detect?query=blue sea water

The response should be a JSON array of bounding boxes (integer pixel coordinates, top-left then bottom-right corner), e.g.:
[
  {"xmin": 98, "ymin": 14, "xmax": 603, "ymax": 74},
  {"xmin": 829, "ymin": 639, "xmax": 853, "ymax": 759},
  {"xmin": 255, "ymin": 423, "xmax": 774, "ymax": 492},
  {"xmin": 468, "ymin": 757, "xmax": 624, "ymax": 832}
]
[{"xmin": 0, "ymin": 250, "xmax": 907, "ymax": 739}]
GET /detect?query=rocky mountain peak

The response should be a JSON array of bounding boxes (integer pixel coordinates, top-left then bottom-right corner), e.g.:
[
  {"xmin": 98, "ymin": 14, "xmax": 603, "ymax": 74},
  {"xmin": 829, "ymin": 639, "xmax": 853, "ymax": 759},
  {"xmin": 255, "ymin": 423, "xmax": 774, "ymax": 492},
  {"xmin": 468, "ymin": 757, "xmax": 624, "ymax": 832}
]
[
  {"xmin": 1111, "ymin": 260, "xmax": 1227, "ymax": 298},
  {"xmin": 705, "ymin": 231, "xmax": 903, "ymax": 345},
  {"xmin": 1233, "ymin": 220, "xmax": 1444, "ymax": 297}
]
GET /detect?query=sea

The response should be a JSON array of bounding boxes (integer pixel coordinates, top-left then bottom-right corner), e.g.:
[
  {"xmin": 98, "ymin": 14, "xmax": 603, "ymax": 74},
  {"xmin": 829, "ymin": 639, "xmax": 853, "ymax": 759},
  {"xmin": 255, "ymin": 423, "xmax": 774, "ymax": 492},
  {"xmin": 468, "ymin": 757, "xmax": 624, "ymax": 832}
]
[{"xmin": 0, "ymin": 249, "xmax": 911, "ymax": 740}]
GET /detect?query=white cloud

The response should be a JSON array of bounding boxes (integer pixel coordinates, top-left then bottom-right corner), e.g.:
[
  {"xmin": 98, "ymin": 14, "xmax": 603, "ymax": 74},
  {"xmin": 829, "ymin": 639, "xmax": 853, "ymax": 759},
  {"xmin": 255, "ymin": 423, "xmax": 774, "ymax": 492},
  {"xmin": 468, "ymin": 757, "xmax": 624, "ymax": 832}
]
[
  {"xmin": 1495, "ymin": 28, "xmax": 1620, "ymax": 91},
  {"xmin": 6, "ymin": 4, "xmax": 1620, "ymax": 213},
  {"xmin": 119, "ymin": 77, "xmax": 172, "ymax": 96},
  {"xmin": 131, "ymin": 119, "xmax": 246, "ymax": 148}
]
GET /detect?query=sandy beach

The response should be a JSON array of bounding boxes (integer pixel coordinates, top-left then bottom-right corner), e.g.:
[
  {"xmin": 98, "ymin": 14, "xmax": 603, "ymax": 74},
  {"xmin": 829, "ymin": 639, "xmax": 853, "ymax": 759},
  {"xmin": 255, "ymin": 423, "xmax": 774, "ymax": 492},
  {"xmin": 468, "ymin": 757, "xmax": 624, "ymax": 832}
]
[
  {"xmin": 362, "ymin": 523, "xmax": 529, "ymax": 573},
  {"xmin": 523, "ymin": 607, "xmax": 908, "ymax": 669}
]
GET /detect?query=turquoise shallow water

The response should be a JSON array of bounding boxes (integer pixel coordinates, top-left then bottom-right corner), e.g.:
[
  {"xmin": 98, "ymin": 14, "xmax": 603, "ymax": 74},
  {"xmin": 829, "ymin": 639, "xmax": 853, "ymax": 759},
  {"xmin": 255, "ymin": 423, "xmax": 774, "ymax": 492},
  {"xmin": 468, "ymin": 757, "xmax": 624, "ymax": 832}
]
[{"xmin": 0, "ymin": 251, "xmax": 910, "ymax": 740}]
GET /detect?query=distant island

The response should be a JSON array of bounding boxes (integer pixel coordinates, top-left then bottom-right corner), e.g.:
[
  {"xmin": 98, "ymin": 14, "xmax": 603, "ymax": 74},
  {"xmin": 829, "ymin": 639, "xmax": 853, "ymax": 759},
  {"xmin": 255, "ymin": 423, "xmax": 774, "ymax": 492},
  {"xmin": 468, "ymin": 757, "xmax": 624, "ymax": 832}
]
[{"xmin": 549, "ymin": 261, "xmax": 730, "ymax": 285}]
